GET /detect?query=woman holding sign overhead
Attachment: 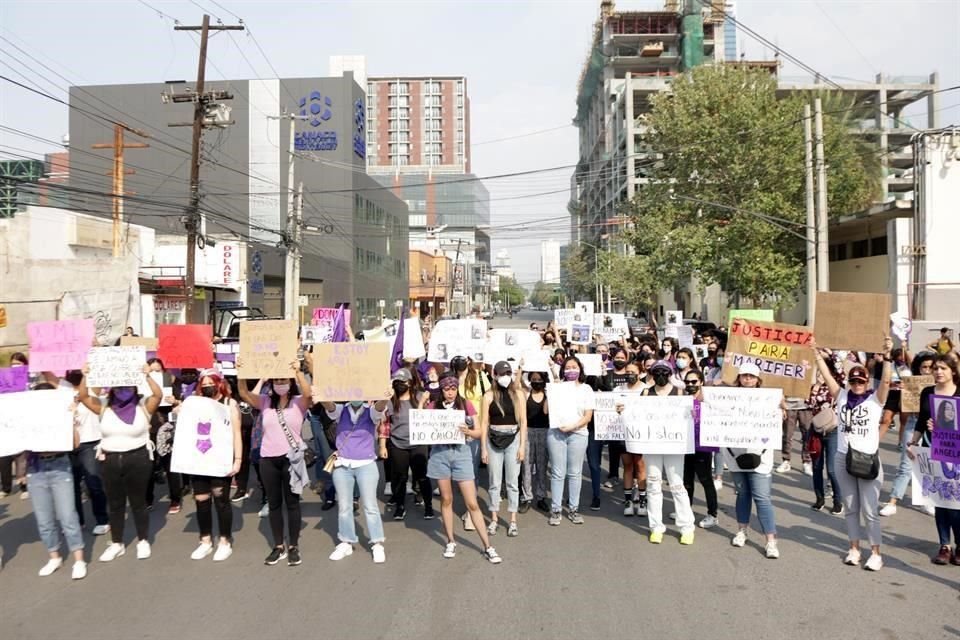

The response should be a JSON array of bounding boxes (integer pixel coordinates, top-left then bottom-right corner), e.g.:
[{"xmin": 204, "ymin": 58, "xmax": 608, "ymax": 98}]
[{"xmin": 481, "ymin": 361, "xmax": 528, "ymax": 537}]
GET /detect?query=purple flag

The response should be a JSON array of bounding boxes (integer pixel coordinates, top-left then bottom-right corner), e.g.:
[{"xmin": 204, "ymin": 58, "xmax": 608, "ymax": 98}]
[
  {"xmin": 390, "ymin": 310, "xmax": 406, "ymax": 375},
  {"xmin": 332, "ymin": 305, "xmax": 348, "ymax": 343}
]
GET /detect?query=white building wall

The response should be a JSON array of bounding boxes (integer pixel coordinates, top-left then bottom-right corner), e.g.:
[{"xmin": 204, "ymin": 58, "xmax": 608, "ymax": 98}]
[{"xmin": 540, "ymin": 240, "xmax": 561, "ymax": 284}]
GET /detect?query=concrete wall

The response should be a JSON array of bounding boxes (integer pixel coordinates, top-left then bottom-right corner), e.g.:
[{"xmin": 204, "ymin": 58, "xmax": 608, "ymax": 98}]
[{"xmin": 829, "ymin": 255, "xmax": 891, "ymax": 294}]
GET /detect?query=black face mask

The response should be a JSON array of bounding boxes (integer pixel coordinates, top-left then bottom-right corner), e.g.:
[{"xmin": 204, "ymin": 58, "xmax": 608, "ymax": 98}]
[
  {"xmin": 653, "ymin": 373, "xmax": 671, "ymax": 387},
  {"xmin": 200, "ymin": 386, "xmax": 217, "ymax": 398},
  {"xmin": 181, "ymin": 375, "xmax": 198, "ymax": 385},
  {"xmin": 392, "ymin": 382, "xmax": 409, "ymax": 395},
  {"xmin": 530, "ymin": 381, "xmax": 546, "ymax": 391},
  {"xmin": 684, "ymin": 384, "xmax": 699, "ymax": 395},
  {"xmin": 625, "ymin": 374, "xmax": 639, "ymax": 385},
  {"xmin": 613, "ymin": 360, "xmax": 626, "ymax": 371}
]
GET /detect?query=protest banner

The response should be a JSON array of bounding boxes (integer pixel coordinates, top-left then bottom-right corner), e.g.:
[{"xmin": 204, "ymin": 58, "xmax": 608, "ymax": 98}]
[
  {"xmin": 570, "ymin": 323, "xmax": 592, "ymax": 345},
  {"xmin": 728, "ymin": 309, "xmax": 774, "ymax": 327},
  {"xmin": 0, "ymin": 389, "xmax": 74, "ymax": 457},
  {"xmin": 483, "ymin": 329, "xmax": 538, "ymax": 364},
  {"xmin": 311, "ymin": 341, "xmax": 390, "ymax": 402},
  {"xmin": 911, "ymin": 446, "xmax": 960, "ymax": 510},
  {"xmin": 520, "ymin": 350, "xmax": 551, "ymax": 373},
  {"xmin": 665, "ymin": 324, "xmax": 694, "ymax": 349},
  {"xmin": 409, "ymin": 409, "xmax": 466, "ymax": 445},
  {"xmin": 546, "ymin": 382, "xmax": 577, "ymax": 430},
  {"xmin": 26, "ymin": 319, "xmax": 95, "ymax": 373},
  {"xmin": 699, "ymin": 387, "xmax": 784, "ymax": 449},
  {"xmin": 900, "ymin": 375, "xmax": 933, "ymax": 413},
  {"xmin": 814, "ymin": 292, "xmax": 891, "ymax": 353},
  {"xmin": 579, "ymin": 353, "xmax": 604, "ymax": 377},
  {"xmin": 158, "ymin": 324, "xmax": 213, "ymax": 369},
  {"xmin": 0, "ymin": 367, "xmax": 28, "ymax": 394},
  {"xmin": 930, "ymin": 395, "xmax": 960, "ymax": 464},
  {"xmin": 427, "ymin": 319, "xmax": 487, "ymax": 362},
  {"xmin": 721, "ymin": 318, "xmax": 814, "ymax": 398},
  {"xmin": 120, "ymin": 336, "xmax": 158, "ymax": 350},
  {"xmin": 86, "ymin": 346, "xmax": 145, "ymax": 388},
  {"xmin": 170, "ymin": 396, "xmax": 234, "ymax": 477},
  {"xmin": 622, "ymin": 395, "xmax": 695, "ymax": 455},
  {"xmin": 311, "ymin": 307, "xmax": 352, "ymax": 344},
  {"xmin": 237, "ymin": 320, "xmax": 298, "ymax": 379}
]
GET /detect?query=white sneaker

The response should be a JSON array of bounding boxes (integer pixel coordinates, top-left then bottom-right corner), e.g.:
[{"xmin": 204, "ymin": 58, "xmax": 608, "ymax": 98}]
[
  {"xmin": 623, "ymin": 502, "xmax": 634, "ymax": 517},
  {"xmin": 487, "ymin": 521, "xmax": 498, "ymax": 536},
  {"xmin": 92, "ymin": 524, "xmax": 110, "ymax": 536},
  {"xmin": 483, "ymin": 547, "xmax": 503, "ymax": 564},
  {"xmin": 383, "ymin": 484, "xmax": 393, "ymax": 497},
  {"xmin": 38, "ymin": 557, "xmax": 63, "ymax": 577},
  {"xmin": 462, "ymin": 513, "xmax": 476, "ymax": 531},
  {"xmin": 922, "ymin": 504, "xmax": 936, "ymax": 516},
  {"xmin": 371, "ymin": 543, "xmax": 386, "ymax": 564},
  {"xmin": 669, "ymin": 511, "xmax": 678, "ymax": 520},
  {"xmin": 136, "ymin": 540, "xmax": 151, "ymax": 560},
  {"xmin": 213, "ymin": 543, "xmax": 233, "ymax": 562},
  {"xmin": 432, "ymin": 487, "xmax": 440, "ymax": 496},
  {"xmin": 765, "ymin": 541, "xmax": 780, "ymax": 559},
  {"xmin": 731, "ymin": 530, "xmax": 747, "ymax": 547},
  {"xmin": 190, "ymin": 541, "xmax": 214, "ymax": 560},
  {"xmin": 20, "ymin": 490, "xmax": 29, "ymax": 500},
  {"xmin": 802, "ymin": 462, "xmax": 813, "ymax": 477},
  {"xmin": 775, "ymin": 461, "xmax": 791, "ymax": 473},
  {"xmin": 879, "ymin": 503, "xmax": 897, "ymax": 517},
  {"xmin": 329, "ymin": 542, "xmax": 353, "ymax": 561},
  {"xmin": 71, "ymin": 561, "xmax": 87, "ymax": 580},
  {"xmin": 699, "ymin": 515, "xmax": 718, "ymax": 529},
  {"xmin": 843, "ymin": 549, "xmax": 861, "ymax": 565},
  {"xmin": 442, "ymin": 542, "xmax": 457, "ymax": 559},
  {"xmin": 713, "ymin": 478, "xmax": 723, "ymax": 492},
  {"xmin": 99, "ymin": 543, "xmax": 125, "ymax": 562},
  {"xmin": 258, "ymin": 503, "xmax": 270, "ymax": 518},
  {"xmin": 864, "ymin": 553, "xmax": 883, "ymax": 571}
]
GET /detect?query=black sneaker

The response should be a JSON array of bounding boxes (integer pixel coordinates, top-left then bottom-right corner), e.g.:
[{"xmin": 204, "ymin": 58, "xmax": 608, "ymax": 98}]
[
  {"xmin": 811, "ymin": 498, "xmax": 825, "ymax": 511},
  {"xmin": 413, "ymin": 493, "xmax": 424, "ymax": 506},
  {"xmin": 264, "ymin": 547, "xmax": 287, "ymax": 566},
  {"xmin": 535, "ymin": 498, "xmax": 550, "ymax": 513},
  {"xmin": 393, "ymin": 505, "xmax": 406, "ymax": 521},
  {"xmin": 287, "ymin": 547, "xmax": 302, "ymax": 566},
  {"xmin": 830, "ymin": 502, "xmax": 843, "ymax": 516},
  {"xmin": 518, "ymin": 500, "xmax": 532, "ymax": 514},
  {"xmin": 424, "ymin": 505, "xmax": 435, "ymax": 520},
  {"xmin": 589, "ymin": 496, "xmax": 601, "ymax": 511},
  {"xmin": 230, "ymin": 489, "xmax": 247, "ymax": 503},
  {"xmin": 321, "ymin": 498, "xmax": 337, "ymax": 511}
]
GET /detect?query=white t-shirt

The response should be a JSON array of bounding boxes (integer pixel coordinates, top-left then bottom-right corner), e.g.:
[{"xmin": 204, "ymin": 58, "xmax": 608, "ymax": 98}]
[
  {"xmin": 75, "ymin": 402, "xmax": 102, "ymax": 444},
  {"xmin": 550, "ymin": 382, "xmax": 595, "ymax": 433},
  {"xmin": 835, "ymin": 389, "xmax": 883, "ymax": 456},
  {"xmin": 99, "ymin": 404, "xmax": 151, "ymax": 452}
]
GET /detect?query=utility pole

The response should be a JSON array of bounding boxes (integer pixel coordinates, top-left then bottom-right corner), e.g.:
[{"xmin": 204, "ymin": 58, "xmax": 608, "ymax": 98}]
[
  {"xmin": 431, "ymin": 264, "xmax": 439, "ymax": 321},
  {"xmin": 803, "ymin": 104, "xmax": 817, "ymax": 324},
  {"xmin": 167, "ymin": 15, "xmax": 243, "ymax": 321},
  {"xmin": 814, "ymin": 97, "xmax": 830, "ymax": 292},
  {"xmin": 91, "ymin": 124, "xmax": 149, "ymax": 257},
  {"xmin": 284, "ymin": 181, "xmax": 304, "ymax": 322},
  {"xmin": 448, "ymin": 238, "xmax": 463, "ymax": 316}
]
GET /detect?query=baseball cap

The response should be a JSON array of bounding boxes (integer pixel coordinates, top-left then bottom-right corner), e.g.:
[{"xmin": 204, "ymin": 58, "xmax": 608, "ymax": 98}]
[
  {"xmin": 848, "ymin": 365, "xmax": 869, "ymax": 382},
  {"xmin": 650, "ymin": 360, "xmax": 673, "ymax": 375},
  {"xmin": 738, "ymin": 362, "xmax": 761, "ymax": 378},
  {"xmin": 493, "ymin": 361, "xmax": 512, "ymax": 376},
  {"xmin": 392, "ymin": 368, "xmax": 413, "ymax": 383}
]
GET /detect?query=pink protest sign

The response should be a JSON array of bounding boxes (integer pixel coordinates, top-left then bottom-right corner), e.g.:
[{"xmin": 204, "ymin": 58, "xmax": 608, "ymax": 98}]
[
  {"xmin": 311, "ymin": 307, "xmax": 351, "ymax": 344},
  {"xmin": 27, "ymin": 319, "xmax": 96, "ymax": 373}
]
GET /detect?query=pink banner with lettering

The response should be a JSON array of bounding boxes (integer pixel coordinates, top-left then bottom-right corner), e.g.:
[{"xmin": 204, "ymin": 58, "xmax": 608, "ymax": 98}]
[{"xmin": 27, "ymin": 319, "xmax": 96, "ymax": 373}]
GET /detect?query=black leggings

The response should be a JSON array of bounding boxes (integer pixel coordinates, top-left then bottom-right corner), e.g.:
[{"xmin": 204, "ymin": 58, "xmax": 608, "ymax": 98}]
[
  {"xmin": 102, "ymin": 447, "xmax": 153, "ymax": 544},
  {"xmin": 259, "ymin": 456, "xmax": 300, "ymax": 548},
  {"xmin": 387, "ymin": 442, "xmax": 431, "ymax": 507},
  {"xmin": 192, "ymin": 476, "xmax": 233, "ymax": 540},
  {"xmin": 683, "ymin": 451, "xmax": 718, "ymax": 518}
]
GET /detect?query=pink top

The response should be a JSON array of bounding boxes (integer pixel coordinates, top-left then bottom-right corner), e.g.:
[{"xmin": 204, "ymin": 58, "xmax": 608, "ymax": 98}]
[{"xmin": 259, "ymin": 395, "xmax": 306, "ymax": 458}]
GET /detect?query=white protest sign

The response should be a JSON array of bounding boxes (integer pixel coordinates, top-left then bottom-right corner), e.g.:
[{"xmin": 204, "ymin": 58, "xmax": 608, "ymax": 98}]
[
  {"xmin": 554, "ymin": 309, "xmax": 576, "ymax": 328},
  {"xmin": 594, "ymin": 313, "xmax": 628, "ymax": 332},
  {"xmin": 596, "ymin": 327, "xmax": 626, "ymax": 343},
  {"xmin": 401, "ymin": 317, "xmax": 426, "ymax": 359},
  {"xmin": 484, "ymin": 329, "xmax": 540, "ymax": 364},
  {"xmin": 546, "ymin": 382, "xmax": 578, "ymax": 430},
  {"xmin": 86, "ymin": 346, "xmax": 146, "ymax": 388},
  {"xmin": 409, "ymin": 409, "xmax": 466, "ymax": 445},
  {"xmin": 699, "ymin": 387, "xmax": 783, "ymax": 449},
  {"xmin": 520, "ymin": 350, "xmax": 551, "ymax": 373},
  {"xmin": 0, "ymin": 390, "xmax": 74, "ymax": 457},
  {"xmin": 693, "ymin": 344, "xmax": 710, "ymax": 362},
  {"xmin": 665, "ymin": 310, "xmax": 683, "ymax": 326},
  {"xmin": 911, "ymin": 447, "xmax": 960, "ymax": 510},
  {"xmin": 300, "ymin": 325, "xmax": 321, "ymax": 346},
  {"xmin": 427, "ymin": 319, "xmax": 487, "ymax": 362},
  {"xmin": 579, "ymin": 353, "xmax": 604, "ymax": 377},
  {"xmin": 570, "ymin": 323, "xmax": 592, "ymax": 345},
  {"xmin": 574, "ymin": 301, "xmax": 595, "ymax": 318},
  {"xmin": 665, "ymin": 324, "xmax": 694, "ymax": 349},
  {"xmin": 170, "ymin": 396, "xmax": 234, "ymax": 477},
  {"xmin": 622, "ymin": 395, "xmax": 695, "ymax": 455},
  {"xmin": 593, "ymin": 391, "xmax": 628, "ymax": 441},
  {"xmin": 890, "ymin": 312, "xmax": 912, "ymax": 343}
]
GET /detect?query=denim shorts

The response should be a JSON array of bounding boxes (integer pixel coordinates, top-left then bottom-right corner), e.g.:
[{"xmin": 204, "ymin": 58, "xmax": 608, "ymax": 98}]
[{"xmin": 427, "ymin": 443, "xmax": 475, "ymax": 482}]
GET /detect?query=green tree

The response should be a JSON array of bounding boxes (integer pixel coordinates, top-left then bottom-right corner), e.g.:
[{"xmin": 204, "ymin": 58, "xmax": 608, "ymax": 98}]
[
  {"xmin": 561, "ymin": 247, "xmax": 596, "ymax": 301},
  {"xmin": 493, "ymin": 276, "xmax": 526, "ymax": 308}
]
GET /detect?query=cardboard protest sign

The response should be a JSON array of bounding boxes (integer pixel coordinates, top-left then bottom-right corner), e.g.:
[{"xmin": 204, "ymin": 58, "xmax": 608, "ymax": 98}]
[
  {"xmin": 121, "ymin": 336, "xmax": 159, "ymax": 350},
  {"xmin": 623, "ymin": 395, "xmax": 695, "ymax": 455},
  {"xmin": 0, "ymin": 390, "xmax": 74, "ymax": 457},
  {"xmin": 170, "ymin": 396, "xmax": 234, "ymax": 477},
  {"xmin": 728, "ymin": 309, "xmax": 774, "ymax": 327},
  {"xmin": 579, "ymin": 353, "xmax": 604, "ymax": 377},
  {"xmin": 722, "ymin": 318, "xmax": 814, "ymax": 398},
  {"xmin": 814, "ymin": 292, "xmax": 892, "ymax": 353},
  {"xmin": 409, "ymin": 409, "xmax": 466, "ymax": 445},
  {"xmin": 900, "ymin": 375, "xmax": 933, "ymax": 413},
  {"xmin": 699, "ymin": 387, "xmax": 784, "ymax": 449},
  {"xmin": 427, "ymin": 319, "xmax": 487, "ymax": 362},
  {"xmin": 27, "ymin": 319, "xmax": 95, "ymax": 373},
  {"xmin": 911, "ymin": 447, "xmax": 960, "ymax": 510},
  {"xmin": 665, "ymin": 324, "xmax": 694, "ymax": 349},
  {"xmin": 237, "ymin": 320, "xmax": 298, "ymax": 379},
  {"xmin": 311, "ymin": 341, "xmax": 390, "ymax": 402},
  {"xmin": 86, "ymin": 346, "xmax": 146, "ymax": 388},
  {"xmin": 311, "ymin": 307, "xmax": 352, "ymax": 344},
  {"xmin": 930, "ymin": 395, "xmax": 960, "ymax": 464},
  {"xmin": 0, "ymin": 367, "xmax": 29, "ymax": 394},
  {"xmin": 158, "ymin": 324, "xmax": 213, "ymax": 369},
  {"xmin": 569, "ymin": 323, "xmax": 592, "ymax": 345}
]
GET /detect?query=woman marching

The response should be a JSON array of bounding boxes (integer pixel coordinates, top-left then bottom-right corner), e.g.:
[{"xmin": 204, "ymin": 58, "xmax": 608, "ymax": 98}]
[
  {"xmin": 481, "ymin": 361, "xmax": 528, "ymax": 537},
  {"xmin": 381, "ymin": 368, "xmax": 434, "ymax": 522},
  {"xmin": 616, "ymin": 361, "xmax": 648, "ymax": 517},
  {"xmin": 525, "ymin": 370, "xmax": 551, "ymax": 513},
  {"xmin": 547, "ymin": 356, "xmax": 595, "ymax": 526}
]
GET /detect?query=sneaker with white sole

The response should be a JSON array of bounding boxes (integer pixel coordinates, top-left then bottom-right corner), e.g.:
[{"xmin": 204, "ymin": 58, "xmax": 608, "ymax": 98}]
[
  {"xmin": 442, "ymin": 542, "xmax": 457, "ymax": 559},
  {"xmin": 92, "ymin": 524, "xmax": 110, "ymax": 536},
  {"xmin": 623, "ymin": 502, "xmax": 635, "ymax": 517},
  {"xmin": 879, "ymin": 503, "xmax": 897, "ymax": 517},
  {"xmin": 483, "ymin": 547, "xmax": 503, "ymax": 564},
  {"xmin": 462, "ymin": 513, "xmax": 476, "ymax": 531},
  {"xmin": 775, "ymin": 461, "xmax": 791, "ymax": 473},
  {"xmin": 567, "ymin": 510, "xmax": 584, "ymax": 525},
  {"xmin": 487, "ymin": 521, "xmax": 498, "ymax": 536},
  {"xmin": 71, "ymin": 561, "xmax": 87, "ymax": 580},
  {"xmin": 190, "ymin": 541, "xmax": 213, "ymax": 560},
  {"xmin": 634, "ymin": 498, "xmax": 647, "ymax": 517},
  {"xmin": 802, "ymin": 462, "xmax": 813, "ymax": 476},
  {"xmin": 765, "ymin": 541, "xmax": 780, "ymax": 559},
  {"xmin": 507, "ymin": 522, "xmax": 518, "ymax": 537},
  {"xmin": 258, "ymin": 503, "xmax": 270, "ymax": 518},
  {"xmin": 699, "ymin": 515, "xmax": 718, "ymax": 529},
  {"xmin": 383, "ymin": 485, "xmax": 393, "ymax": 497},
  {"xmin": 99, "ymin": 543, "xmax": 125, "ymax": 562},
  {"xmin": 549, "ymin": 510, "xmax": 562, "ymax": 526},
  {"xmin": 669, "ymin": 511, "xmax": 677, "ymax": 520},
  {"xmin": 731, "ymin": 530, "xmax": 747, "ymax": 547},
  {"xmin": 922, "ymin": 504, "xmax": 936, "ymax": 516},
  {"xmin": 213, "ymin": 543, "xmax": 233, "ymax": 562},
  {"xmin": 864, "ymin": 553, "xmax": 883, "ymax": 571},
  {"xmin": 843, "ymin": 549, "xmax": 861, "ymax": 565},
  {"xmin": 713, "ymin": 478, "xmax": 723, "ymax": 491},
  {"xmin": 136, "ymin": 540, "xmax": 151, "ymax": 560},
  {"xmin": 329, "ymin": 542, "xmax": 354, "ymax": 561},
  {"xmin": 38, "ymin": 557, "xmax": 63, "ymax": 577},
  {"xmin": 371, "ymin": 543, "xmax": 386, "ymax": 564}
]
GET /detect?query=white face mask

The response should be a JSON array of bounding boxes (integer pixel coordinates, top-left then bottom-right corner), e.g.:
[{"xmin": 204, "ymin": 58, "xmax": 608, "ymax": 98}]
[
  {"xmin": 676, "ymin": 358, "xmax": 690, "ymax": 370},
  {"xmin": 497, "ymin": 375, "xmax": 512, "ymax": 388},
  {"xmin": 273, "ymin": 384, "xmax": 290, "ymax": 396}
]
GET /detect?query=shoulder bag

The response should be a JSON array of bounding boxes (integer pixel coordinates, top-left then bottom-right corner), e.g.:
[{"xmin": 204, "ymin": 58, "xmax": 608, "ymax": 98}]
[
  {"xmin": 811, "ymin": 407, "xmax": 838, "ymax": 434},
  {"xmin": 727, "ymin": 448, "xmax": 765, "ymax": 470},
  {"xmin": 845, "ymin": 446, "xmax": 879, "ymax": 479}
]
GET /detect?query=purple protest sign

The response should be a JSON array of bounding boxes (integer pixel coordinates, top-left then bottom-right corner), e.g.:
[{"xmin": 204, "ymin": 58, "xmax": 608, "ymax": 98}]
[
  {"xmin": 930, "ymin": 394, "xmax": 960, "ymax": 464},
  {"xmin": 0, "ymin": 367, "xmax": 29, "ymax": 394}
]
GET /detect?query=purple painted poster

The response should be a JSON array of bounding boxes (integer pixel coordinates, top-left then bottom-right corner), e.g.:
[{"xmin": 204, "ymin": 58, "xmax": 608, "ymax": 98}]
[
  {"xmin": 930, "ymin": 394, "xmax": 960, "ymax": 464},
  {"xmin": 0, "ymin": 367, "xmax": 29, "ymax": 394}
]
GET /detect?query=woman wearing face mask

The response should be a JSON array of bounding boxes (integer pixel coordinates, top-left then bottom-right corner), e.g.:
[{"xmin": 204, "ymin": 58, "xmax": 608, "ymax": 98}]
[
  {"xmin": 525, "ymin": 371, "xmax": 551, "ymax": 512},
  {"xmin": 681, "ymin": 370, "xmax": 719, "ymax": 528},
  {"xmin": 157, "ymin": 368, "xmax": 200, "ymax": 515},
  {"xmin": 660, "ymin": 338, "xmax": 677, "ymax": 365},
  {"xmin": 237, "ymin": 363, "xmax": 312, "ymax": 567},
  {"xmin": 187, "ymin": 370, "xmax": 242, "ymax": 562},
  {"xmin": 77, "ymin": 365, "xmax": 163, "ymax": 562},
  {"xmin": 813, "ymin": 339, "xmax": 892, "ymax": 571},
  {"xmin": 426, "ymin": 372, "xmax": 502, "ymax": 563},
  {"xmin": 547, "ymin": 356, "xmax": 595, "ymax": 526},
  {"xmin": 145, "ymin": 358, "xmax": 175, "ymax": 512},
  {"xmin": 726, "ymin": 363, "xmax": 781, "ymax": 559},
  {"xmin": 616, "ymin": 362, "xmax": 648, "ymax": 517},
  {"xmin": 381, "ymin": 368, "xmax": 433, "ymax": 521},
  {"xmin": 481, "ymin": 361, "xmax": 528, "ymax": 537}
]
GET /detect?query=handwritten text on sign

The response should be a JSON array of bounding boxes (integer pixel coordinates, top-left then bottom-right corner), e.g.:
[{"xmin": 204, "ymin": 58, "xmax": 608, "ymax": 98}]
[
  {"xmin": 722, "ymin": 319, "xmax": 813, "ymax": 398},
  {"xmin": 0, "ymin": 390, "xmax": 74, "ymax": 457},
  {"xmin": 27, "ymin": 319, "xmax": 95, "ymax": 373},
  {"xmin": 238, "ymin": 320, "xmax": 298, "ymax": 379},
  {"xmin": 86, "ymin": 346, "xmax": 146, "ymax": 388},
  {"xmin": 311, "ymin": 341, "xmax": 390, "ymax": 402},
  {"xmin": 409, "ymin": 409, "xmax": 466, "ymax": 445},
  {"xmin": 699, "ymin": 387, "xmax": 784, "ymax": 449},
  {"xmin": 901, "ymin": 375, "xmax": 933, "ymax": 413},
  {"xmin": 622, "ymin": 395, "xmax": 695, "ymax": 455},
  {"xmin": 158, "ymin": 324, "xmax": 213, "ymax": 369},
  {"xmin": 930, "ymin": 395, "xmax": 960, "ymax": 464},
  {"xmin": 593, "ymin": 392, "xmax": 633, "ymax": 441},
  {"xmin": 170, "ymin": 396, "xmax": 234, "ymax": 477},
  {"xmin": 911, "ymin": 447, "xmax": 960, "ymax": 510}
]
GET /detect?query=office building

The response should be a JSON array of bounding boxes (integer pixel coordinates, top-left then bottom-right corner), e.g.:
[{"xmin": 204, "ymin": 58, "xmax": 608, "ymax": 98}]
[{"xmin": 540, "ymin": 239, "xmax": 561, "ymax": 284}]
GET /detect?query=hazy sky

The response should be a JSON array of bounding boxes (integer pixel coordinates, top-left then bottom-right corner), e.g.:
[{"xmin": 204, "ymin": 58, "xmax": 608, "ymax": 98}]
[{"xmin": 1, "ymin": 0, "xmax": 958, "ymax": 286}]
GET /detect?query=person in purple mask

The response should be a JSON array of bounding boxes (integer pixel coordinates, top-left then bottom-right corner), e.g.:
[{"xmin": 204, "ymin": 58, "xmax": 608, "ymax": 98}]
[{"xmin": 546, "ymin": 356, "xmax": 595, "ymax": 526}]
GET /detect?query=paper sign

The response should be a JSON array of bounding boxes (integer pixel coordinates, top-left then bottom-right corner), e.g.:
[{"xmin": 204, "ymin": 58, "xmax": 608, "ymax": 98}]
[
  {"xmin": 170, "ymin": 396, "xmax": 234, "ymax": 477},
  {"xmin": 427, "ymin": 319, "xmax": 487, "ymax": 362},
  {"xmin": 570, "ymin": 323, "xmax": 592, "ymax": 345},
  {"xmin": 693, "ymin": 345, "xmax": 710, "ymax": 362},
  {"xmin": 238, "ymin": 320, "xmax": 298, "ymax": 379},
  {"xmin": 27, "ymin": 319, "xmax": 95, "ymax": 373},
  {"xmin": 409, "ymin": 409, "xmax": 466, "ymax": 445},
  {"xmin": 594, "ymin": 313, "xmax": 628, "ymax": 332},
  {"xmin": 699, "ymin": 387, "xmax": 784, "ymax": 449},
  {"xmin": 546, "ymin": 382, "xmax": 578, "ymax": 429},
  {"xmin": 901, "ymin": 375, "xmax": 933, "ymax": 413},
  {"xmin": 311, "ymin": 307, "xmax": 352, "ymax": 344},
  {"xmin": 0, "ymin": 390, "xmax": 74, "ymax": 456},
  {"xmin": 0, "ymin": 367, "xmax": 29, "ymax": 394},
  {"xmin": 520, "ymin": 350, "xmax": 551, "ymax": 373},
  {"xmin": 554, "ymin": 309, "xmax": 576, "ymax": 328},
  {"xmin": 579, "ymin": 353, "xmax": 604, "ymax": 377},
  {"xmin": 930, "ymin": 395, "xmax": 960, "ymax": 464},
  {"xmin": 311, "ymin": 341, "xmax": 390, "ymax": 401},
  {"xmin": 665, "ymin": 324, "xmax": 694, "ymax": 349},
  {"xmin": 121, "ymin": 336, "xmax": 159, "ymax": 350},
  {"xmin": 86, "ymin": 346, "xmax": 146, "ymax": 388},
  {"xmin": 729, "ymin": 309, "xmax": 774, "ymax": 327},
  {"xmin": 574, "ymin": 301, "xmax": 594, "ymax": 318},
  {"xmin": 665, "ymin": 311, "xmax": 683, "ymax": 326},
  {"xmin": 721, "ymin": 318, "xmax": 814, "ymax": 398},
  {"xmin": 623, "ymin": 395, "xmax": 695, "ymax": 455},
  {"xmin": 158, "ymin": 324, "xmax": 213, "ymax": 369},
  {"xmin": 593, "ymin": 391, "xmax": 633, "ymax": 440},
  {"xmin": 483, "ymin": 329, "xmax": 539, "ymax": 364},
  {"xmin": 911, "ymin": 447, "xmax": 960, "ymax": 510},
  {"xmin": 890, "ymin": 312, "xmax": 912, "ymax": 343},
  {"xmin": 814, "ymin": 292, "xmax": 892, "ymax": 352},
  {"xmin": 401, "ymin": 317, "xmax": 426, "ymax": 360}
]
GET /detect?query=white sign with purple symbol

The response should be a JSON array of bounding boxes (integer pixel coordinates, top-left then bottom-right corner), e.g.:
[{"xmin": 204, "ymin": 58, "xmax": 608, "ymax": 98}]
[{"xmin": 170, "ymin": 396, "xmax": 234, "ymax": 477}]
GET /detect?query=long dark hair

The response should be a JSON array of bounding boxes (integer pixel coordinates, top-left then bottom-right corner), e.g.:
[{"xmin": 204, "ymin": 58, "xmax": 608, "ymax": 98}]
[
  {"xmin": 561, "ymin": 355, "xmax": 585, "ymax": 383},
  {"xmin": 267, "ymin": 378, "xmax": 300, "ymax": 410},
  {"xmin": 932, "ymin": 354, "xmax": 960, "ymax": 386},
  {"xmin": 936, "ymin": 399, "xmax": 957, "ymax": 428}
]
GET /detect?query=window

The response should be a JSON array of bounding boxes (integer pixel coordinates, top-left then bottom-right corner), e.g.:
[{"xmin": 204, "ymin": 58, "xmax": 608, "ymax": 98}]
[
  {"xmin": 457, "ymin": 107, "xmax": 464, "ymax": 120},
  {"xmin": 424, "ymin": 107, "xmax": 442, "ymax": 119},
  {"xmin": 393, "ymin": 155, "xmax": 409, "ymax": 166},
  {"xmin": 456, "ymin": 130, "xmax": 464, "ymax": 142},
  {"xmin": 389, "ymin": 131, "xmax": 409, "ymax": 143},
  {"xmin": 389, "ymin": 143, "xmax": 409, "ymax": 155},
  {"xmin": 391, "ymin": 82, "xmax": 408, "ymax": 95},
  {"xmin": 456, "ymin": 95, "xmax": 464, "ymax": 108},
  {"xmin": 456, "ymin": 142, "xmax": 464, "ymax": 156},
  {"xmin": 457, "ymin": 80, "xmax": 464, "ymax": 94},
  {"xmin": 425, "ymin": 95, "xmax": 441, "ymax": 107},
  {"xmin": 426, "ymin": 154, "xmax": 442, "ymax": 166},
  {"xmin": 397, "ymin": 120, "xmax": 409, "ymax": 131},
  {"xmin": 367, "ymin": 82, "xmax": 374, "ymax": 94},
  {"xmin": 424, "ymin": 81, "xmax": 441, "ymax": 93},
  {"xmin": 426, "ymin": 119, "xmax": 441, "ymax": 130},
  {"xmin": 424, "ymin": 143, "xmax": 442, "ymax": 154},
  {"xmin": 871, "ymin": 235, "xmax": 888, "ymax": 256},
  {"xmin": 829, "ymin": 242, "xmax": 848, "ymax": 262},
  {"xmin": 851, "ymin": 239, "xmax": 869, "ymax": 259}
]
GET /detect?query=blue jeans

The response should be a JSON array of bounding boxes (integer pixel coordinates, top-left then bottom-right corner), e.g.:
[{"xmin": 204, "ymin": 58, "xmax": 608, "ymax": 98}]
[
  {"xmin": 935, "ymin": 507, "xmax": 960, "ymax": 546},
  {"xmin": 70, "ymin": 440, "xmax": 109, "ymax": 527},
  {"xmin": 332, "ymin": 463, "xmax": 384, "ymax": 545},
  {"xmin": 889, "ymin": 415, "xmax": 916, "ymax": 501},
  {"xmin": 27, "ymin": 456, "xmax": 85, "ymax": 553},
  {"xmin": 547, "ymin": 429, "xmax": 589, "ymax": 512},
  {"xmin": 732, "ymin": 472, "xmax": 776, "ymax": 535},
  {"xmin": 487, "ymin": 434, "xmax": 521, "ymax": 513},
  {"xmin": 308, "ymin": 413, "xmax": 336, "ymax": 501},
  {"xmin": 812, "ymin": 430, "xmax": 840, "ymax": 500}
]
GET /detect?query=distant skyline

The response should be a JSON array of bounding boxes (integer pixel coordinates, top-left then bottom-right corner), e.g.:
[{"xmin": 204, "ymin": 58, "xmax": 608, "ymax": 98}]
[{"xmin": 1, "ymin": 0, "xmax": 957, "ymax": 284}]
